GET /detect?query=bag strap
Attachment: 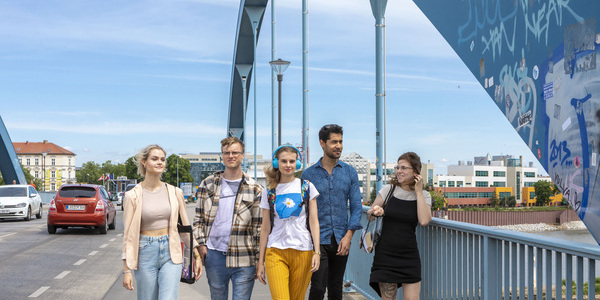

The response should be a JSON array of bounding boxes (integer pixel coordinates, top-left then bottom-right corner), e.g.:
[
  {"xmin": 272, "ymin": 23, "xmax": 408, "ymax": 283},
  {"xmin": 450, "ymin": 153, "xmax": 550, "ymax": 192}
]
[
  {"xmin": 267, "ymin": 180, "xmax": 311, "ymax": 233},
  {"xmin": 381, "ymin": 185, "xmax": 396, "ymax": 211}
]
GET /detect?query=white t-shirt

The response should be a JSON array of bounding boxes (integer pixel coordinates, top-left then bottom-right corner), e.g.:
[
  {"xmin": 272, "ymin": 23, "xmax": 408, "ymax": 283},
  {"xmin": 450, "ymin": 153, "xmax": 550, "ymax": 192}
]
[
  {"xmin": 259, "ymin": 178, "xmax": 319, "ymax": 251},
  {"xmin": 377, "ymin": 184, "xmax": 432, "ymax": 206},
  {"xmin": 207, "ymin": 178, "xmax": 241, "ymax": 252}
]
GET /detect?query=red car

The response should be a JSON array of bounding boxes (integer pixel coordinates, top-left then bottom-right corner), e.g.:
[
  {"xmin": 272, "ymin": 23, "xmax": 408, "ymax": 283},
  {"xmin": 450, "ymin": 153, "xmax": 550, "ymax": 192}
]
[{"xmin": 47, "ymin": 184, "xmax": 117, "ymax": 234}]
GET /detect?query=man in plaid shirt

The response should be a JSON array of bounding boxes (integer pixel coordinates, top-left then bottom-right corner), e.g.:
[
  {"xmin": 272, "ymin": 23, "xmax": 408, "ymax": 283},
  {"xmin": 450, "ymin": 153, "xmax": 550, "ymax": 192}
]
[{"xmin": 194, "ymin": 137, "xmax": 263, "ymax": 300}]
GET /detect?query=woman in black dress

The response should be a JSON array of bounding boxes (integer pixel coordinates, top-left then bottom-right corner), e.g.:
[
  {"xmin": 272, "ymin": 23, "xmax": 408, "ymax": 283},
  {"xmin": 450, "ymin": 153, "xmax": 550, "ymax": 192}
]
[{"xmin": 367, "ymin": 152, "xmax": 432, "ymax": 300}]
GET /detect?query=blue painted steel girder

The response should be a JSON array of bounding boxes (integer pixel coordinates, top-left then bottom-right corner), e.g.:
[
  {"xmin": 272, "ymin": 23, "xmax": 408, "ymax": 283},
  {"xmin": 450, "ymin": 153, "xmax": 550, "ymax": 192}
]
[
  {"xmin": 412, "ymin": 0, "xmax": 600, "ymax": 244},
  {"xmin": 227, "ymin": 0, "xmax": 268, "ymax": 142},
  {"xmin": 0, "ymin": 115, "xmax": 26, "ymax": 184}
]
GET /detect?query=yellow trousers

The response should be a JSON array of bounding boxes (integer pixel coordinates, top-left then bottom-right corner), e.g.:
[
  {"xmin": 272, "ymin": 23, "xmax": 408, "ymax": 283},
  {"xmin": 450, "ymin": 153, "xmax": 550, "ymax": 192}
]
[{"xmin": 265, "ymin": 247, "xmax": 314, "ymax": 300}]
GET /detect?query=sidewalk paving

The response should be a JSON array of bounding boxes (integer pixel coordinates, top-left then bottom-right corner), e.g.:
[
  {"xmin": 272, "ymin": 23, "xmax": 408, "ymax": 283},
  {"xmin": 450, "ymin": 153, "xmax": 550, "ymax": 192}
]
[{"xmin": 103, "ymin": 270, "xmax": 366, "ymax": 299}]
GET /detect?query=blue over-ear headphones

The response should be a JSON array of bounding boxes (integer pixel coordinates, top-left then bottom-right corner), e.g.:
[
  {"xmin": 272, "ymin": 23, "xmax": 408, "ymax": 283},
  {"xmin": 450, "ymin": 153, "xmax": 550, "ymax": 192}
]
[{"xmin": 272, "ymin": 145, "xmax": 302, "ymax": 170}]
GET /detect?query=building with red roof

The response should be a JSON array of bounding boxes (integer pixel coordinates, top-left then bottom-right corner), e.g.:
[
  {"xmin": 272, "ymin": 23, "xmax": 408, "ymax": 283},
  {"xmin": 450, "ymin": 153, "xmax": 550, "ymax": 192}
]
[{"xmin": 13, "ymin": 140, "xmax": 76, "ymax": 191}]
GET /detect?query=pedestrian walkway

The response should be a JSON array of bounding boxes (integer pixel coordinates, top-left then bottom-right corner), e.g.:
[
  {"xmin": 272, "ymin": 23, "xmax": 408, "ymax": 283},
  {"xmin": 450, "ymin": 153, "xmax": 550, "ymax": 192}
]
[{"xmin": 103, "ymin": 270, "xmax": 366, "ymax": 299}]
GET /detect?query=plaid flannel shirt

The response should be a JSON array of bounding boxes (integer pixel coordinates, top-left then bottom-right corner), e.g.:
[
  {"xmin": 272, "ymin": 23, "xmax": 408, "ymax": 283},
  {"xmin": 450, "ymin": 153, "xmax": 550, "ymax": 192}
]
[{"xmin": 193, "ymin": 171, "xmax": 263, "ymax": 268}]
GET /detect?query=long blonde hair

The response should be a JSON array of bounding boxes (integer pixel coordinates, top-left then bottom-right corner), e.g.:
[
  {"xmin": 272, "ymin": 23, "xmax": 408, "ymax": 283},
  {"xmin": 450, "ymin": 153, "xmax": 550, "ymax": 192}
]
[
  {"xmin": 135, "ymin": 144, "xmax": 166, "ymax": 177},
  {"xmin": 264, "ymin": 146, "xmax": 298, "ymax": 189}
]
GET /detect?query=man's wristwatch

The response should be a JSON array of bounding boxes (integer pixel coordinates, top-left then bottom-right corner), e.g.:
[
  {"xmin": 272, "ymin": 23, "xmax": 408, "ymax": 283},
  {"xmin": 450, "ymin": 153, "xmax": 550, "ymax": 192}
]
[{"xmin": 314, "ymin": 251, "xmax": 321, "ymax": 256}]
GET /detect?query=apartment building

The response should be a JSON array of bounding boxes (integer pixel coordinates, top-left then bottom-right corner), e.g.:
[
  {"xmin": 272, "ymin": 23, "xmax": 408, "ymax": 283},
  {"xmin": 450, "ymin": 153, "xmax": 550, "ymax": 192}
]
[{"xmin": 13, "ymin": 140, "xmax": 76, "ymax": 191}]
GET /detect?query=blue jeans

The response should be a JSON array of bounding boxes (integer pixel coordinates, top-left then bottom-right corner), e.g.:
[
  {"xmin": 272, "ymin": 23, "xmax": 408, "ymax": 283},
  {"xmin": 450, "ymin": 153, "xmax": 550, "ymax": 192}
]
[
  {"xmin": 205, "ymin": 249, "xmax": 256, "ymax": 300},
  {"xmin": 134, "ymin": 235, "xmax": 181, "ymax": 300}
]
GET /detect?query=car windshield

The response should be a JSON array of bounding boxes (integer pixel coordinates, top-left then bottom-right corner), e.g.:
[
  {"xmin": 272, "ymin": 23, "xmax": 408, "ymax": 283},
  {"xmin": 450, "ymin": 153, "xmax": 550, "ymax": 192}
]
[
  {"xmin": 58, "ymin": 187, "xmax": 97, "ymax": 198},
  {"xmin": 0, "ymin": 187, "xmax": 27, "ymax": 197}
]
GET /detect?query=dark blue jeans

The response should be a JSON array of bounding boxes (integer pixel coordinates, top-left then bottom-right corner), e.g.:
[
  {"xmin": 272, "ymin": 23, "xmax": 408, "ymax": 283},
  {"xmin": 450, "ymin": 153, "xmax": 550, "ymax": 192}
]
[
  {"xmin": 205, "ymin": 249, "xmax": 256, "ymax": 300},
  {"xmin": 308, "ymin": 236, "xmax": 349, "ymax": 300}
]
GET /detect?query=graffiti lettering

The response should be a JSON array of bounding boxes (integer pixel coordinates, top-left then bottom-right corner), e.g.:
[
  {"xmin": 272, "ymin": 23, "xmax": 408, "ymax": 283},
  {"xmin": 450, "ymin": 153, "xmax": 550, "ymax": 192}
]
[
  {"xmin": 459, "ymin": 0, "xmax": 583, "ymax": 60},
  {"xmin": 550, "ymin": 139, "xmax": 571, "ymax": 168},
  {"xmin": 554, "ymin": 172, "xmax": 581, "ymax": 212}
]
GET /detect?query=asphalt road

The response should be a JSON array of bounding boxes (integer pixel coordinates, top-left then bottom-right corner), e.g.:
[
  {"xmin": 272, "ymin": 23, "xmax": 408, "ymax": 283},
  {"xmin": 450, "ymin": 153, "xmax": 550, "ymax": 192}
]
[{"xmin": 0, "ymin": 203, "xmax": 365, "ymax": 300}]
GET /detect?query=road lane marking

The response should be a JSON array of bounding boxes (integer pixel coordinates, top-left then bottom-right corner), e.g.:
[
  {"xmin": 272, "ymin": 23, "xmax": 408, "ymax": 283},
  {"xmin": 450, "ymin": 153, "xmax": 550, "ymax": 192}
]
[
  {"xmin": 89, "ymin": 251, "xmax": 98, "ymax": 256},
  {"xmin": 0, "ymin": 233, "xmax": 16, "ymax": 239},
  {"xmin": 55, "ymin": 271, "xmax": 70, "ymax": 279},
  {"xmin": 110, "ymin": 238, "xmax": 116, "ymax": 242},
  {"xmin": 74, "ymin": 259, "xmax": 86, "ymax": 265},
  {"xmin": 36, "ymin": 224, "xmax": 46, "ymax": 228},
  {"xmin": 100, "ymin": 243, "xmax": 108, "ymax": 248},
  {"xmin": 29, "ymin": 286, "xmax": 49, "ymax": 298},
  {"xmin": 117, "ymin": 233, "xmax": 122, "ymax": 236}
]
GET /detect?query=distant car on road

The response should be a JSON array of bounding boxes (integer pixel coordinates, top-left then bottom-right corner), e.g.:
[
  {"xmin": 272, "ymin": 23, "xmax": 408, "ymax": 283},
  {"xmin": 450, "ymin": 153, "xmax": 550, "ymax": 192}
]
[
  {"xmin": 121, "ymin": 184, "xmax": 136, "ymax": 211},
  {"xmin": 116, "ymin": 192, "xmax": 124, "ymax": 206},
  {"xmin": 0, "ymin": 184, "xmax": 43, "ymax": 221},
  {"xmin": 47, "ymin": 184, "xmax": 117, "ymax": 234}
]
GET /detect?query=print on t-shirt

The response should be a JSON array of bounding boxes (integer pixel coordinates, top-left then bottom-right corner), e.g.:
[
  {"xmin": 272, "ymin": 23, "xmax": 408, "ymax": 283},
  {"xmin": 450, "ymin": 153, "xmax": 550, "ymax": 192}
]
[{"xmin": 275, "ymin": 192, "xmax": 303, "ymax": 219}]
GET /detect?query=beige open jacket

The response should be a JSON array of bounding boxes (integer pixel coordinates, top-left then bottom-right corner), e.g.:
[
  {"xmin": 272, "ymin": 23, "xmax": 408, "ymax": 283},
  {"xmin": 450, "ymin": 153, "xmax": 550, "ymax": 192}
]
[{"xmin": 122, "ymin": 183, "xmax": 198, "ymax": 270}]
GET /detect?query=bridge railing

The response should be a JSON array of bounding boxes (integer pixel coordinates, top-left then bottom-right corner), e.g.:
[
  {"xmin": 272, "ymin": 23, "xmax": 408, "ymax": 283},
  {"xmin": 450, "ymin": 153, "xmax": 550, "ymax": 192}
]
[{"xmin": 345, "ymin": 206, "xmax": 600, "ymax": 300}]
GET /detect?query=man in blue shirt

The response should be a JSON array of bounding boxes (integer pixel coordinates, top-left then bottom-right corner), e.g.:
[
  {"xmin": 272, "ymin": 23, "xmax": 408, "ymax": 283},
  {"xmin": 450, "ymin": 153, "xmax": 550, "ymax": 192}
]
[{"xmin": 302, "ymin": 124, "xmax": 363, "ymax": 300}]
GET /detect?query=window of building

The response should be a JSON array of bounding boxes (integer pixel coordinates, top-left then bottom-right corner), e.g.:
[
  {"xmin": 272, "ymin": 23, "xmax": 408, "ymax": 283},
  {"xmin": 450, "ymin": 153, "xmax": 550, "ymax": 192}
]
[
  {"xmin": 524, "ymin": 182, "xmax": 535, "ymax": 187},
  {"xmin": 457, "ymin": 181, "xmax": 464, "ymax": 187},
  {"xmin": 35, "ymin": 158, "xmax": 39, "ymax": 166},
  {"xmin": 499, "ymin": 192, "xmax": 511, "ymax": 198},
  {"xmin": 493, "ymin": 171, "xmax": 506, "ymax": 177},
  {"xmin": 478, "ymin": 192, "xmax": 493, "ymax": 198},
  {"xmin": 51, "ymin": 183, "xmax": 56, "ymax": 191},
  {"xmin": 439, "ymin": 181, "xmax": 446, "ymax": 187},
  {"xmin": 19, "ymin": 159, "xmax": 22, "ymax": 164},
  {"xmin": 524, "ymin": 172, "xmax": 536, "ymax": 178},
  {"xmin": 51, "ymin": 171, "xmax": 56, "ymax": 178},
  {"xmin": 51, "ymin": 158, "xmax": 56, "ymax": 166},
  {"xmin": 35, "ymin": 171, "xmax": 39, "ymax": 178},
  {"xmin": 475, "ymin": 171, "xmax": 489, "ymax": 177},
  {"xmin": 530, "ymin": 192, "xmax": 536, "ymax": 199},
  {"xmin": 68, "ymin": 157, "xmax": 72, "ymax": 165},
  {"xmin": 492, "ymin": 182, "xmax": 506, "ymax": 187},
  {"xmin": 26, "ymin": 158, "xmax": 30, "ymax": 165},
  {"xmin": 516, "ymin": 172, "xmax": 521, "ymax": 200},
  {"xmin": 445, "ymin": 192, "xmax": 478, "ymax": 198},
  {"xmin": 448, "ymin": 181, "xmax": 455, "ymax": 187},
  {"xmin": 475, "ymin": 181, "xmax": 488, "ymax": 187}
]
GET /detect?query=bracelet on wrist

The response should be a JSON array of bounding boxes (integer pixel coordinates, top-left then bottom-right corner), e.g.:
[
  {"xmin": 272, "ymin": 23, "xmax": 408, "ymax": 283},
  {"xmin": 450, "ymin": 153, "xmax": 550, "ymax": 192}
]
[
  {"xmin": 314, "ymin": 251, "xmax": 321, "ymax": 256},
  {"xmin": 123, "ymin": 270, "xmax": 131, "ymax": 274}
]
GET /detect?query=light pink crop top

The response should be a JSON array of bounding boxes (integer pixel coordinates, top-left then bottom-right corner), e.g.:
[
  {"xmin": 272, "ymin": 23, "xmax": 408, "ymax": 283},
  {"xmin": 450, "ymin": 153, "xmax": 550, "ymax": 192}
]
[{"xmin": 141, "ymin": 184, "xmax": 171, "ymax": 231}]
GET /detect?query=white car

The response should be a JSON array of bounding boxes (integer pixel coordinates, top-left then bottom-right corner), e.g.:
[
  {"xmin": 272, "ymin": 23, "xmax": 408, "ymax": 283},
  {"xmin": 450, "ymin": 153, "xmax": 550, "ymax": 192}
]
[
  {"xmin": 0, "ymin": 184, "xmax": 43, "ymax": 221},
  {"xmin": 116, "ymin": 192, "xmax": 124, "ymax": 206}
]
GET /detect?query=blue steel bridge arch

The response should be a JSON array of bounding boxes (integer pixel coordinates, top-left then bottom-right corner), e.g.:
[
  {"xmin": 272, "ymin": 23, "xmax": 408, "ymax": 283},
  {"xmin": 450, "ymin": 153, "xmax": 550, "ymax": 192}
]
[{"xmin": 226, "ymin": 0, "xmax": 268, "ymax": 142}]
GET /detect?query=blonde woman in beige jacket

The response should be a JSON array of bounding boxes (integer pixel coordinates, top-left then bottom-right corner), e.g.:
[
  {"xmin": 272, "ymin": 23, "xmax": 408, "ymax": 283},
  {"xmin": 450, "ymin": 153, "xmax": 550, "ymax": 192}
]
[{"xmin": 122, "ymin": 144, "xmax": 201, "ymax": 299}]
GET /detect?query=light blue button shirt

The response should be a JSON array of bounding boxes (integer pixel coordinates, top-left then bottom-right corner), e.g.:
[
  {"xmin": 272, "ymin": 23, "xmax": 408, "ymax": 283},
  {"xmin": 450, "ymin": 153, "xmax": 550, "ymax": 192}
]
[{"xmin": 302, "ymin": 158, "xmax": 363, "ymax": 245}]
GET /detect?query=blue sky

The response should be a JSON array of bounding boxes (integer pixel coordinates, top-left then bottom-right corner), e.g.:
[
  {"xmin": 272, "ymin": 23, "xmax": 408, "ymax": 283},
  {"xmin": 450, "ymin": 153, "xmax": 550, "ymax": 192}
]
[{"xmin": 0, "ymin": 0, "xmax": 546, "ymax": 175}]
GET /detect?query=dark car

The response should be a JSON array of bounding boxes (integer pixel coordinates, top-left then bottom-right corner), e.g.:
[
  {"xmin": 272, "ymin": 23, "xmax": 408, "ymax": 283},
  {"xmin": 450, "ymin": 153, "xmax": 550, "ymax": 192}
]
[
  {"xmin": 47, "ymin": 184, "xmax": 117, "ymax": 234},
  {"xmin": 121, "ymin": 183, "xmax": 136, "ymax": 211}
]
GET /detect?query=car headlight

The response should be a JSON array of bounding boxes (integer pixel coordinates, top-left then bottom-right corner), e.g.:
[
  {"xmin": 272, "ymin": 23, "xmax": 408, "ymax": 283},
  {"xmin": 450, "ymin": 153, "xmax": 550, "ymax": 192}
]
[{"xmin": 16, "ymin": 202, "xmax": 27, "ymax": 208}]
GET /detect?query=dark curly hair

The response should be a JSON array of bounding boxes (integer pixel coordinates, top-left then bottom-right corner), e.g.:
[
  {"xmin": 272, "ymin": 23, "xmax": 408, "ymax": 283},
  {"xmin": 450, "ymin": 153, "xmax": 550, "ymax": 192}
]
[{"xmin": 388, "ymin": 152, "xmax": 421, "ymax": 189}]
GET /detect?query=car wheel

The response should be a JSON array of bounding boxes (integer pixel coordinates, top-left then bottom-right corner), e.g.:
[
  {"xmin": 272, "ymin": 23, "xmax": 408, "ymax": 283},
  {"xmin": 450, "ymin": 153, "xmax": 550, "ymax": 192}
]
[
  {"xmin": 36, "ymin": 205, "xmax": 43, "ymax": 219},
  {"xmin": 24, "ymin": 206, "xmax": 31, "ymax": 221},
  {"xmin": 47, "ymin": 224, "xmax": 56, "ymax": 234},
  {"xmin": 99, "ymin": 218, "xmax": 108, "ymax": 234},
  {"xmin": 108, "ymin": 215, "xmax": 116, "ymax": 230}
]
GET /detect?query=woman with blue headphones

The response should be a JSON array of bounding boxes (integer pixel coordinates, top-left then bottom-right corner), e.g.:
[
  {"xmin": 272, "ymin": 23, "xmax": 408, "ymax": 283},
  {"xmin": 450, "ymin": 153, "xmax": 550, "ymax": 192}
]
[{"xmin": 256, "ymin": 145, "xmax": 321, "ymax": 300}]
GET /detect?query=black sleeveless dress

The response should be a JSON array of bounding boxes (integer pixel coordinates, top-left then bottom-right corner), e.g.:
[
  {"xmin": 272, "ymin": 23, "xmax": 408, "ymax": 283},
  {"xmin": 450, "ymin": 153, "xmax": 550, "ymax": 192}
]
[{"xmin": 369, "ymin": 188, "xmax": 422, "ymax": 296}]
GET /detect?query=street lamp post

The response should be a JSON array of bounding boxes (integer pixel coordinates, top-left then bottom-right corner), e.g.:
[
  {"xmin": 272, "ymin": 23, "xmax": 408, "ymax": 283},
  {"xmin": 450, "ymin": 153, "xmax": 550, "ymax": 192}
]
[{"xmin": 269, "ymin": 58, "xmax": 290, "ymax": 146}]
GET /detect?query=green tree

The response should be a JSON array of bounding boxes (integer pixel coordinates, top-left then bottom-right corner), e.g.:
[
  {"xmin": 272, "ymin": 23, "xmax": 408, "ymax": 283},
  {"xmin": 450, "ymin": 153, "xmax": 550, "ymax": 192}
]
[
  {"xmin": 429, "ymin": 190, "xmax": 446, "ymax": 211},
  {"xmin": 163, "ymin": 155, "xmax": 193, "ymax": 187},
  {"xmin": 76, "ymin": 161, "xmax": 102, "ymax": 184},
  {"xmin": 534, "ymin": 180, "xmax": 554, "ymax": 206},
  {"xmin": 489, "ymin": 192, "xmax": 500, "ymax": 207},
  {"xmin": 500, "ymin": 195, "xmax": 516, "ymax": 207},
  {"xmin": 124, "ymin": 156, "xmax": 141, "ymax": 181},
  {"xmin": 100, "ymin": 160, "xmax": 126, "ymax": 178},
  {"xmin": 369, "ymin": 182, "xmax": 377, "ymax": 204}
]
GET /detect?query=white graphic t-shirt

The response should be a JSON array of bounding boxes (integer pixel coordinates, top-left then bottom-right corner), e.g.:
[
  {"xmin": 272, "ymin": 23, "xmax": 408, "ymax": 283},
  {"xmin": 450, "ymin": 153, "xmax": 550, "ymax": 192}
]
[
  {"xmin": 259, "ymin": 178, "xmax": 319, "ymax": 251},
  {"xmin": 207, "ymin": 178, "xmax": 241, "ymax": 252}
]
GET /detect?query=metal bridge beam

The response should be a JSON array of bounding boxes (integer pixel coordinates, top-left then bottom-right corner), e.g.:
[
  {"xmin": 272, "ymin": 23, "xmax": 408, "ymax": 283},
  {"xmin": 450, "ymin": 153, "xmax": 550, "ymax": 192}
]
[
  {"xmin": 0, "ymin": 116, "xmax": 26, "ymax": 184},
  {"xmin": 227, "ymin": 0, "xmax": 269, "ymax": 144}
]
